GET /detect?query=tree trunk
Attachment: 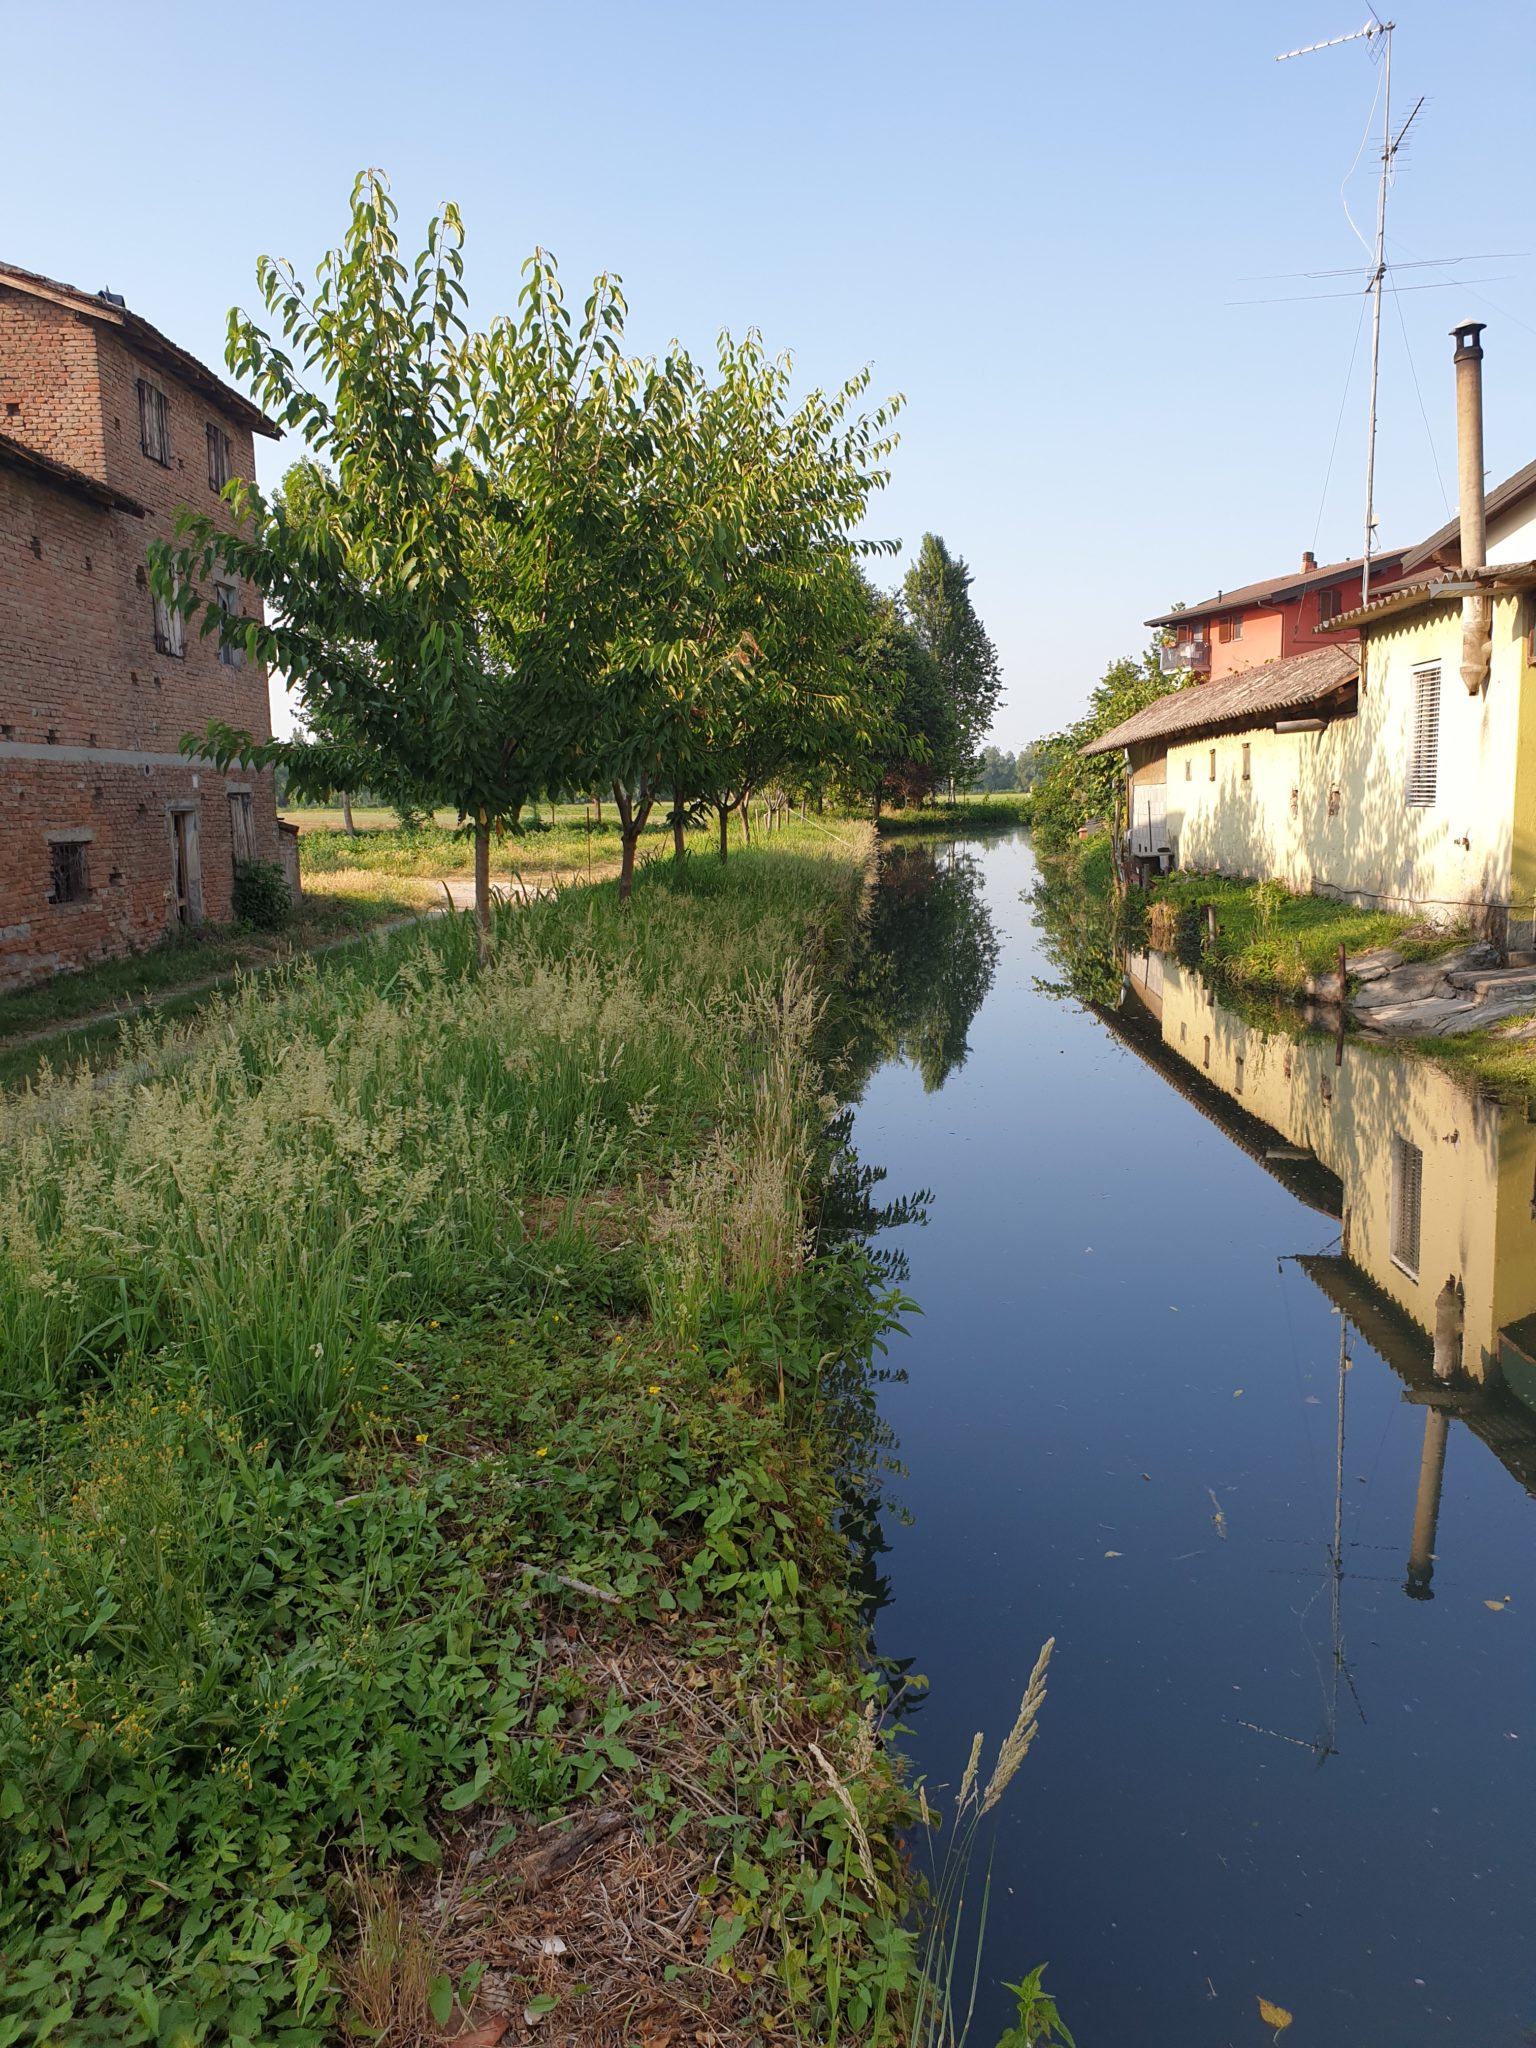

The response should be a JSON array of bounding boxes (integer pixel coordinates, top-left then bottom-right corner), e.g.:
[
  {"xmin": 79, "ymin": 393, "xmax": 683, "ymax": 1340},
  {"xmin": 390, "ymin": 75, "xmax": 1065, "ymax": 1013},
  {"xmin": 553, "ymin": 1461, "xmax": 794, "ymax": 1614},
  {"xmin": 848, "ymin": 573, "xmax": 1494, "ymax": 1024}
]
[
  {"xmin": 593, "ymin": 793, "xmax": 602, "ymax": 824},
  {"xmin": 740, "ymin": 796, "xmax": 752, "ymax": 847},
  {"xmin": 340, "ymin": 790, "xmax": 357, "ymax": 836},
  {"xmin": 673, "ymin": 791, "xmax": 686, "ymax": 861},
  {"xmin": 612, "ymin": 779, "xmax": 651, "ymax": 908},
  {"xmin": 717, "ymin": 804, "xmax": 729, "ymax": 862},
  {"xmin": 473, "ymin": 818, "xmax": 491, "ymax": 961}
]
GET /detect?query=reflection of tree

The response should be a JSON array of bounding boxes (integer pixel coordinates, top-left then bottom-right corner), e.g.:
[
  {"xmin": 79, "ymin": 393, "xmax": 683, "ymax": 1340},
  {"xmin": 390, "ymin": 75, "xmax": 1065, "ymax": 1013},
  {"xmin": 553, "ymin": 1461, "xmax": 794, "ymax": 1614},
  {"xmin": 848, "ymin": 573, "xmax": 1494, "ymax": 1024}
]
[
  {"xmin": 1029, "ymin": 852, "xmax": 1142, "ymax": 1009},
  {"xmin": 832, "ymin": 841, "xmax": 1002, "ymax": 1095}
]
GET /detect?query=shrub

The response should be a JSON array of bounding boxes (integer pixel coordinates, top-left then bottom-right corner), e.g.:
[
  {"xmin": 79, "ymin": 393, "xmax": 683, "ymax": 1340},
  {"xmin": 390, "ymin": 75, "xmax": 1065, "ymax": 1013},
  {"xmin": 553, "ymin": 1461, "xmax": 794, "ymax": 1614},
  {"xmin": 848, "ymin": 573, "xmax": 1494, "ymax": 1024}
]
[{"xmin": 232, "ymin": 859, "xmax": 293, "ymax": 931}]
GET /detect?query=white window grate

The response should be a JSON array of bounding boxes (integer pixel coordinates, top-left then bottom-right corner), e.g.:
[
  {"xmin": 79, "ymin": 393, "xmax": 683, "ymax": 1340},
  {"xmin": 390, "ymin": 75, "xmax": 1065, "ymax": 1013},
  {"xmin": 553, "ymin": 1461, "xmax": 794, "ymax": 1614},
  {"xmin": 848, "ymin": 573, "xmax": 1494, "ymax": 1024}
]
[
  {"xmin": 1407, "ymin": 664, "xmax": 1440, "ymax": 808},
  {"xmin": 1390, "ymin": 1134, "xmax": 1424, "ymax": 1278}
]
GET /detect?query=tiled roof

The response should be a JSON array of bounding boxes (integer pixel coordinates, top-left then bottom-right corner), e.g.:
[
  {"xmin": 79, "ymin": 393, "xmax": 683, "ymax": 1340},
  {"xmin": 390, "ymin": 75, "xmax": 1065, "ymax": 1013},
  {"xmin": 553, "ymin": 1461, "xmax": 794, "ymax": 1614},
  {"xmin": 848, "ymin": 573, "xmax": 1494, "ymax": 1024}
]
[
  {"xmin": 1145, "ymin": 552, "xmax": 1404, "ymax": 629},
  {"xmin": 0, "ymin": 430, "xmax": 147, "ymax": 515},
  {"xmin": 1081, "ymin": 646, "xmax": 1358, "ymax": 756},
  {"xmin": 1400, "ymin": 456, "xmax": 1536, "ymax": 571},
  {"xmin": 0, "ymin": 260, "xmax": 279, "ymax": 440}
]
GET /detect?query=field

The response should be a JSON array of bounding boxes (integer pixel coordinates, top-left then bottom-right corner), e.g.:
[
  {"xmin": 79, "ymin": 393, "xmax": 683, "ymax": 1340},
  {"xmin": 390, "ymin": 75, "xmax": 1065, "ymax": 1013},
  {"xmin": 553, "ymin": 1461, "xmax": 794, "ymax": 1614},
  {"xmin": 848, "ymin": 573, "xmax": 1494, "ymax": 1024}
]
[{"xmin": 0, "ymin": 823, "xmax": 922, "ymax": 2045}]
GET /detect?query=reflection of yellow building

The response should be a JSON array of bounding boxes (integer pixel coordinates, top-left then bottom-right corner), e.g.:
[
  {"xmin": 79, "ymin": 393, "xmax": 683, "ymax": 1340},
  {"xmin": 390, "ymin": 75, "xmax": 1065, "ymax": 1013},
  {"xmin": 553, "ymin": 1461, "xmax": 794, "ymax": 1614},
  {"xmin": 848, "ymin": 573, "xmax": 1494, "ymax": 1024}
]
[
  {"xmin": 1121, "ymin": 954, "xmax": 1536, "ymax": 1391},
  {"xmin": 1107, "ymin": 957, "xmax": 1536, "ymax": 1598}
]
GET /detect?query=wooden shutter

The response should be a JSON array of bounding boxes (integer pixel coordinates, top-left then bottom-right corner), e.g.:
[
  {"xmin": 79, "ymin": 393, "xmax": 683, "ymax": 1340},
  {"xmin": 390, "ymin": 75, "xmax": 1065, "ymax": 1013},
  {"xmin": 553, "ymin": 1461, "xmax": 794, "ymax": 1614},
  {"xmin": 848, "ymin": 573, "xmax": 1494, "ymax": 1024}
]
[
  {"xmin": 1390, "ymin": 1134, "xmax": 1424, "ymax": 1277},
  {"xmin": 1407, "ymin": 664, "xmax": 1440, "ymax": 806}
]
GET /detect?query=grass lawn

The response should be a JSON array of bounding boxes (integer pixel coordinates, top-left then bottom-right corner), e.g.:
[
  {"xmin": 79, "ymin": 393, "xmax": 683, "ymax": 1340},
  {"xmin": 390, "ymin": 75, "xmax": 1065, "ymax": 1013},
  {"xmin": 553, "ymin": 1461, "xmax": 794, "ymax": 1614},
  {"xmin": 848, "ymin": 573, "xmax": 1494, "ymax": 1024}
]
[{"xmin": 0, "ymin": 821, "xmax": 925, "ymax": 2046}]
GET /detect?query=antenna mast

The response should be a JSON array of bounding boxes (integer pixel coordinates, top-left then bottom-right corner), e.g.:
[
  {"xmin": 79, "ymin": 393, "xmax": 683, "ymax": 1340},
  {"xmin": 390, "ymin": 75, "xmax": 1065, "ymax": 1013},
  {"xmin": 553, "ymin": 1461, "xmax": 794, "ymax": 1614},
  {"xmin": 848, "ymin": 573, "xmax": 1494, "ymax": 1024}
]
[{"xmin": 1279, "ymin": 16, "xmax": 1419, "ymax": 604}]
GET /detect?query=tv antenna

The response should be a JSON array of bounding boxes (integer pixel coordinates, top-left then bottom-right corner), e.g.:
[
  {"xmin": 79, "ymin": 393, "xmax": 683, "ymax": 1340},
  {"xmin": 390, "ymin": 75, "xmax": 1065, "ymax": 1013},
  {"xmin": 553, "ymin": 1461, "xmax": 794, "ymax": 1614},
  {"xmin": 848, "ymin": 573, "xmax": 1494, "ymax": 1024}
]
[{"xmin": 1279, "ymin": 16, "xmax": 1422, "ymax": 604}]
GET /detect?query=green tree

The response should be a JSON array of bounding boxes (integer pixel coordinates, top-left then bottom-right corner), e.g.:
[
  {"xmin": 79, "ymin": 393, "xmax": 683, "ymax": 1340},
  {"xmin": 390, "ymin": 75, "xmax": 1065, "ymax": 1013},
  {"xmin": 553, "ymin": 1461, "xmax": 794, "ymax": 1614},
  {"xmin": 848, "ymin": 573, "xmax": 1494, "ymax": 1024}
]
[
  {"xmin": 902, "ymin": 533, "xmax": 1002, "ymax": 786},
  {"xmin": 852, "ymin": 586, "xmax": 954, "ymax": 811},
  {"xmin": 1026, "ymin": 646, "xmax": 1177, "ymax": 851},
  {"xmin": 153, "ymin": 171, "xmax": 636, "ymax": 944},
  {"xmin": 968, "ymin": 743, "xmax": 1019, "ymax": 792}
]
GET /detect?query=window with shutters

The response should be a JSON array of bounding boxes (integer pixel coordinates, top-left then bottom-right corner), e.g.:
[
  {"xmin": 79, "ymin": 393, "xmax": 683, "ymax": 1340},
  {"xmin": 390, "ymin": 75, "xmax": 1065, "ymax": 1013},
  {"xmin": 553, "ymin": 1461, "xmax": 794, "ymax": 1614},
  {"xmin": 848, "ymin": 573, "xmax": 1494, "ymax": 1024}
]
[
  {"xmin": 228, "ymin": 791, "xmax": 256, "ymax": 867},
  {"xmin": 137, "ymin": 378, "xmax": 170, "ymax": 465},
  {"xmin": 207, "ymin": 422, "xmax": 231, "ymax": 492},
  {"xmin": 1317, "ymin": 584, "xmax": 1345, "ymax": 624},
  {"xmin": 1390, "ymin": 1135, "xmax": 1424, "ymax": 1277},
  {"xmin": 152, "ymin": 583, "xmax": 185, "ymax": 658},
  {"xmin": 1407, "ymin": 663, "xmax": 1441, "ymax": 807},
  {"xmin": 214, "ymin": 580, "xmax": 245, "ymax": 667}
]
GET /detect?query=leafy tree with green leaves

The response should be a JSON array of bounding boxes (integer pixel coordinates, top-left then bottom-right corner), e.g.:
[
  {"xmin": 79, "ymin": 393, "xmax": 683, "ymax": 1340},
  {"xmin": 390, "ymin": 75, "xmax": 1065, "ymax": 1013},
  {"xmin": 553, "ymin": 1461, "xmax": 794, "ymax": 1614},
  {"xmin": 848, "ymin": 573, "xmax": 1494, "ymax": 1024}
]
[
  {"xmin": 153, "ymin": 171, "xmax": 638, "ymax": 944},
  {"xmin": 1027, "ymin": 646, "xmax": 1178, "ymax": 851},
  {"xmin": 852, "ymin": 585, "xmax": 954, "ymax": 811},
  {"xmin": 902, "ymin": 533, "xmax": 1002, "ymax": 786},
  {"xmin": 595, "ymin": 334, "xmax": 900, "ymax": 888}
]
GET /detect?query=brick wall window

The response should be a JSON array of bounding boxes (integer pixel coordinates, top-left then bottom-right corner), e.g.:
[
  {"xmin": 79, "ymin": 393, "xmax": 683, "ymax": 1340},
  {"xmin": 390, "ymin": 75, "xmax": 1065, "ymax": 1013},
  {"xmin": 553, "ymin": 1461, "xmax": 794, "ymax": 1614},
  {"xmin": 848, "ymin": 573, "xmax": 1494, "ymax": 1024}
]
[
  {"xmin": 152, "ymin": 583, "xmax": 185, "ymax": 658},
  {"xmin": 137, "ymin": 378, "xmax": 171, "ymax": 465},
  {"xmin": 214, "ymin": 580, "xmax": 245, "ymax": 667},
  {"xmin": 207, "ymin": 422, "xmax": 231, "ymax": 492},
  {"xmin": 48, "ymin": 837, "xmax": 90, "ymax": 905}
]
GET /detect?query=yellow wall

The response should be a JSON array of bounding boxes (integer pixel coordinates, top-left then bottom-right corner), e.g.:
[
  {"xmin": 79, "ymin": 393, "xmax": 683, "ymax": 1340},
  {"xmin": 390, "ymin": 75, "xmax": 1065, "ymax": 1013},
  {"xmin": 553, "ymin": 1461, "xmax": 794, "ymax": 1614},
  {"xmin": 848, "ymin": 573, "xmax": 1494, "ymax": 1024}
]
[
  {"xmin": 1164, "ymin": 595, "xmax": 1534, "ymax": 938},
  {"xmin": 1139, "ymin": 958, "xmax": 1536, "ymax": 1375}
]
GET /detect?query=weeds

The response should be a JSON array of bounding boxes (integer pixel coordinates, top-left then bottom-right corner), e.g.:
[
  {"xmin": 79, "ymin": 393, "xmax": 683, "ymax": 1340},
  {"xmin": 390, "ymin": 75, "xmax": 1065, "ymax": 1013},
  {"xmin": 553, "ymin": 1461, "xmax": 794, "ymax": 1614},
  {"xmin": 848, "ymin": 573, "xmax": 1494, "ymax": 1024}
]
[{"xmin": 0, "ymin": 826, "xmax": 939, "ymax": 2043}]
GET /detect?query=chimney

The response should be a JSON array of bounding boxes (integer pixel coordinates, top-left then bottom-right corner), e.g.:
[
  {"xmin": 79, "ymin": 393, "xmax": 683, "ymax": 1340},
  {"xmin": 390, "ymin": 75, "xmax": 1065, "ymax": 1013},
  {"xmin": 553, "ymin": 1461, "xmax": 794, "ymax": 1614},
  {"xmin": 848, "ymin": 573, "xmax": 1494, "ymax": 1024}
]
[
  {"xmin": 1452, "ymin": 318, "xmax": 1491, "ymax": 692},
  {"xmin": 1301, "ymin": 549, "xmax": 1317, "ymax": 573}
]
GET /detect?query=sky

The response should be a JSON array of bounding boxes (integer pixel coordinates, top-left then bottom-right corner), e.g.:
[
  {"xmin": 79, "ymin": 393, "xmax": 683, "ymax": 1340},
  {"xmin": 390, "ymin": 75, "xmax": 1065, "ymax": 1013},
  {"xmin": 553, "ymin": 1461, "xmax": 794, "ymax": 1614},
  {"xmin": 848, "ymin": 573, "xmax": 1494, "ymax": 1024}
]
[{"xmin": 6, "ymin": 0, "xmax": 1535, "ymax": 753}]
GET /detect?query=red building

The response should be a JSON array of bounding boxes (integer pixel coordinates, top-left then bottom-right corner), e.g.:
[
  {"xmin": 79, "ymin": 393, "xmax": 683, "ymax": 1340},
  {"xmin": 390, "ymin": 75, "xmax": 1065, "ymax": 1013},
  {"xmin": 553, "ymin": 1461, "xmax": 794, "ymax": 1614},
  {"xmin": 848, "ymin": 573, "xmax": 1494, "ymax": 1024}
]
[
  {"xmin": 1145, "ymin": 547, "xmax": 1406, "ymax": 683},
  {"xmin": 0, "ymin": 262, "xmax": 286, "ymax": 992}
]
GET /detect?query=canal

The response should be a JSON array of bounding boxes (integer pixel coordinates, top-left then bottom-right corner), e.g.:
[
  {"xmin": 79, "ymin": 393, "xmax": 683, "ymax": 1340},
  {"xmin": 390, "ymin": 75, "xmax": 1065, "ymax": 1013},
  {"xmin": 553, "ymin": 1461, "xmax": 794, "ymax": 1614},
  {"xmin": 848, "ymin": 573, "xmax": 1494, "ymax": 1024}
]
[{"xmin": 840, "ymin": 827, "xmax": 1536, "ymax": 2047}]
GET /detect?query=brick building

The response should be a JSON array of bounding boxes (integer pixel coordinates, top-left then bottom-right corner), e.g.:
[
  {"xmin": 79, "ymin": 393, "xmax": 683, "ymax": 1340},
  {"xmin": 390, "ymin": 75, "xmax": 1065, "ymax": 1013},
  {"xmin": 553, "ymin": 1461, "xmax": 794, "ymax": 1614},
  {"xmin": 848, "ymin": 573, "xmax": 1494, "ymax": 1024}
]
[{"xmin": 0, "ymin": 260, "xmax": 285, "ymax": 991}]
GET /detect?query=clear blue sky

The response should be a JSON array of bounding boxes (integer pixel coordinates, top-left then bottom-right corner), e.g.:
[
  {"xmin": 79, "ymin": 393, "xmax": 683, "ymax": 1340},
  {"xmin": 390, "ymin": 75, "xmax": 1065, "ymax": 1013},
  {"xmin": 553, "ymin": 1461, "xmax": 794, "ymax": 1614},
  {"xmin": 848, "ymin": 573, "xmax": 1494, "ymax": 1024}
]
[{"xmin": 6, "ymin": 0, "xmax": 1533, "ymax": 751}]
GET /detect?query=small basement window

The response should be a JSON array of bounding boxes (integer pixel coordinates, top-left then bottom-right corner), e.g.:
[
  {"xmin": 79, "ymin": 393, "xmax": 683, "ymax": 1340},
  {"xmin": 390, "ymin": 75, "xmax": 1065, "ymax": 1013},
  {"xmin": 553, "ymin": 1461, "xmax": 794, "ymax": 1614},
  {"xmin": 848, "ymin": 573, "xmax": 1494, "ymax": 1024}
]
[
  {"xmin": 48, "ymin": 837, "xmax": 90, "ymax": 905},
  {"xmin": 137, "ymin": 378, "xmax": 171, "ymax": 465},
  {"xmin": 207, "ymin": 422, "xmax": 232, "ymax": 492},
  {"xmin": 1390, "ymin": 1134, "xmax": 1424, "ymax": 1279}
]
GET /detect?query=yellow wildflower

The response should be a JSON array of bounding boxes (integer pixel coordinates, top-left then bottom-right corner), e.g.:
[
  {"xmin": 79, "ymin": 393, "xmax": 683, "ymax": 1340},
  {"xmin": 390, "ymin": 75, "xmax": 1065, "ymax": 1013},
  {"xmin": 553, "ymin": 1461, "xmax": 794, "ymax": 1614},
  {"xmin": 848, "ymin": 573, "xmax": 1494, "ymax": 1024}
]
[
  {"xmin": 535, "ymin": 1446, "xmax": 548, "ymax": 1458},
  {"xmin": 414, "ymin": 1433, "xmax": 428, "ymax": 1445}
]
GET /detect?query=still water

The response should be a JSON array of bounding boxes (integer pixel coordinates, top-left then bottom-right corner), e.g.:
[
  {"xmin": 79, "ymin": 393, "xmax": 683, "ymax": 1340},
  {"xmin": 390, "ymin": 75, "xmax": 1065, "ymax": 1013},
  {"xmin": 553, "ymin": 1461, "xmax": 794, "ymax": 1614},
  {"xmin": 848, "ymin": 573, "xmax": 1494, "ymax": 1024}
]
[{"xmin": 841, "ymin": 829, "xmax": 1536, "ymax": 2048}]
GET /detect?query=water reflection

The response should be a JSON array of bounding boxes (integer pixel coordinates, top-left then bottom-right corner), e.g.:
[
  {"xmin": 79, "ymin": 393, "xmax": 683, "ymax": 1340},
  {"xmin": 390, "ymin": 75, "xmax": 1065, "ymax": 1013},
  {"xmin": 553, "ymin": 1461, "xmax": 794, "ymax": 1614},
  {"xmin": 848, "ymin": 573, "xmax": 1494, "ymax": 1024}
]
[
  {"xmin": 836, "ymin": 840, "xmax": 1002, "ymax": 1095},
  {"xmin": 856, "ymin": 831, "xmax": 1536, "ymax": 2045},
  {"xmin": 1102, "ymin": 949, "xmax": 1536, "ymax": 1600}
]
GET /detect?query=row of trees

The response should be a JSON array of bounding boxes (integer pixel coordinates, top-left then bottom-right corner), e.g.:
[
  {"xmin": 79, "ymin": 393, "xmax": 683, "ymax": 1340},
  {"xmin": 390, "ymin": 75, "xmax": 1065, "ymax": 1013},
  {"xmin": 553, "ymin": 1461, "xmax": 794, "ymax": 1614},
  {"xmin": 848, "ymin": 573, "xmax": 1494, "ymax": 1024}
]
[{"xmin": 154, "ymin": 173, "xmax": 1003, "ymax": 930}]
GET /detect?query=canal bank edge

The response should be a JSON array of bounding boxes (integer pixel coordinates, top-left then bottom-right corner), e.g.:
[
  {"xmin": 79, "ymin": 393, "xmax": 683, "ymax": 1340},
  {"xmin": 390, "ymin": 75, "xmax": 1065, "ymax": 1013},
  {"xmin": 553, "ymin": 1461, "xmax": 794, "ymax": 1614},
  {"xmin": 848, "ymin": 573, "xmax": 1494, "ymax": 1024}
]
[{"xmin": 0, "ymin": 822, "xmax": 934, "ymax": 2045}]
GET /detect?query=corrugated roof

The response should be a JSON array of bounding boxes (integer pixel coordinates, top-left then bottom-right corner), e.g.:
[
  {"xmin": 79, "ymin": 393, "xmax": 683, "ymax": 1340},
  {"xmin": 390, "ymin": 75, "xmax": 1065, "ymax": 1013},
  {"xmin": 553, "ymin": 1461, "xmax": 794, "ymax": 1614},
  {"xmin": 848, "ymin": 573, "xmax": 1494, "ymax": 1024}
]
[
  {"xmin": 1145, "ymin": 551, "xmax": 1404, "ymax": 629},
  {"xmin": 1081, "ymin": 646, "xmax": 1358, "ymax": 756},
  {"xmin": 0, "ymin": 430, "xmax": 147, "ymax": 515},
  {"xmin": 0, "ymin": 261, "xmax": 279, "ymax": 441},
  {"xmin": 1400, "ymin": 456, "xmax": 1536, "ymax": 571},
  {"xmin": 1326, "ymin": 559, "xmax": 1536, "ymax": 633}
]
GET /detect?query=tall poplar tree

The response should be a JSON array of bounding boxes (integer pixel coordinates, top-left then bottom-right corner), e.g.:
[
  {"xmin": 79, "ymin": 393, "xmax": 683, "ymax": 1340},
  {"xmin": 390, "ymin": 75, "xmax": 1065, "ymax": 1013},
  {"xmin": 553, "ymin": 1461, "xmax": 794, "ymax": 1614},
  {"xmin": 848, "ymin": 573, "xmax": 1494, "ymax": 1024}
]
[{"xmin": 902, "ymin": 533, "xmax": 1003, "ymax": 785}]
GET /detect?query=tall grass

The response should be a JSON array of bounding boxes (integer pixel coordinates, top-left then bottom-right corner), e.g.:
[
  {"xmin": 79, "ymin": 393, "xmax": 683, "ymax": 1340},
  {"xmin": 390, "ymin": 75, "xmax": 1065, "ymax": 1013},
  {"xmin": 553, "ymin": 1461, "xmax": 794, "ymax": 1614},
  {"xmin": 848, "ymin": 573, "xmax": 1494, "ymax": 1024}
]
[{"xmin": 0, "ymin": 829, "xmax": 866, "ymax": 1452}]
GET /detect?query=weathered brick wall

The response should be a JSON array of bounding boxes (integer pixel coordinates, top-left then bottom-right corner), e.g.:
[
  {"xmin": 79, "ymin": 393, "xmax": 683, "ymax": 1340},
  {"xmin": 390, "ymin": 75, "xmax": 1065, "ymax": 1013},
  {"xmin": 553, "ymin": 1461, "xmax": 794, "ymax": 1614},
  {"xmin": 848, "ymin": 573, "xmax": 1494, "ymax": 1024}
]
[
  {"xmin": 0, "ymin": 285, "xmax": 105, "ymax": 478},
  {"xmin": 1, "ymin": 285, "xmax": 285, "ymax": 992},
  {"xmin": 0, "ymin": 757, "xmax": 249, "ymax": 991}
]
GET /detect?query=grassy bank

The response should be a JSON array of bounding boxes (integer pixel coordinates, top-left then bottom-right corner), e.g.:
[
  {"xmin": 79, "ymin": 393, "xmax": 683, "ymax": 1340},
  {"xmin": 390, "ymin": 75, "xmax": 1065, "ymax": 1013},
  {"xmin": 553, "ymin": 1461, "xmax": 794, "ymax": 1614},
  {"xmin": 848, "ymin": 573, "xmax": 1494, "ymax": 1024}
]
[
  {"xmin": 0, "ymin": 892, "xmax": 425, "ymax": 1094},
  {"xmin": 875, "ymin": 793, "xmax": 1032, "ymax": 836},
  {"xmin": 0, "ymin": 824, "xmax": 925, "ymax": 2045},
  {"xmin": 1145, "ymin": 870, "xmax": 1460, "ymax": 997}
]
